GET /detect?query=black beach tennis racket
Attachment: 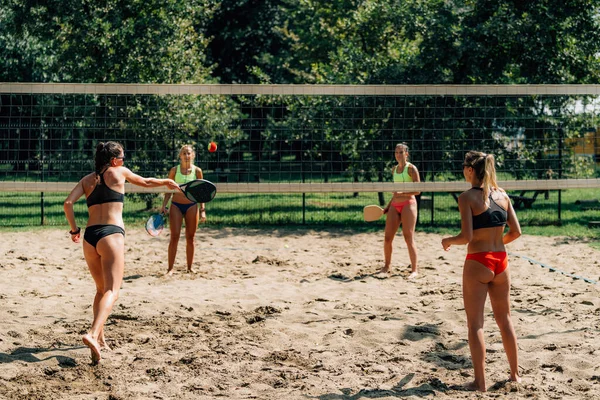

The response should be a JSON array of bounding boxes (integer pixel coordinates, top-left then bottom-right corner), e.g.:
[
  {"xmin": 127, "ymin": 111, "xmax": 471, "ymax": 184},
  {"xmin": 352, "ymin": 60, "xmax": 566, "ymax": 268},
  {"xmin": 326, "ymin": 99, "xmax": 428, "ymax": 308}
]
[
  {"xmin": 180, "ymin": 179, "xmax": 217, "ymax": 203},
  {"xmin": 145, "ymin": 212, "xmax": 166, "ymax": 237}
]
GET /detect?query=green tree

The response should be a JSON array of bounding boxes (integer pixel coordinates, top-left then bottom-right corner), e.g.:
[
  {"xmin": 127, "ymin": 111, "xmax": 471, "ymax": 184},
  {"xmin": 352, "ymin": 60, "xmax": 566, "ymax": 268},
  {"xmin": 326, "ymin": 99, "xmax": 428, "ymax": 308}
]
[
  {"xmin": 0, "ymin": 0, "xmax": 246, "ymax": 209},
  {"xmin": 205, "ymin": 0, "xmax": 294, "ymax": 83},
  {"xmin": 258, "ymin": 0, "xmax": 600, "ymax": 182},
  {"xmin": 0, "ymin": 0, "xmax": 217, "ymax": 83}
]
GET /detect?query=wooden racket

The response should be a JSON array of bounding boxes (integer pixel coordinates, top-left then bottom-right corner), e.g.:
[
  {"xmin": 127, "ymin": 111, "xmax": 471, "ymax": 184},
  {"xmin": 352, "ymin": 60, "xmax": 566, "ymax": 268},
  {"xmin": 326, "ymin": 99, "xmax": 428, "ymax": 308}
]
[{"xmin": 363, "ymin": 205, "xmax": 384, "ymax": 222}]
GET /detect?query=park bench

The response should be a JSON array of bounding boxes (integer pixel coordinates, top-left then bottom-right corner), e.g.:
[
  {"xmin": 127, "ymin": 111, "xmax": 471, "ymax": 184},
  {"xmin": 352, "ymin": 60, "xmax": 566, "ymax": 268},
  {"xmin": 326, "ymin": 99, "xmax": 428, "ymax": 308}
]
[
  {"xmin": 508, "ymin": 190, "xmax": 548, "ymax": 209},
  {"xmin": 575, "ymin": 199, "xmax": 600, "ymax": 211}
]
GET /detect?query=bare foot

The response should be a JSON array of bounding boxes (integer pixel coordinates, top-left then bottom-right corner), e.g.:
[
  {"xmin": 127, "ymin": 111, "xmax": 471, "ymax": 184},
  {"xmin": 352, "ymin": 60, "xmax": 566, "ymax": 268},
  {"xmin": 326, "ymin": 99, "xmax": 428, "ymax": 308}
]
[
  {"xmin": 165, "ymin": 269, "xmax": 174, "ymax": 276},
  {"xmin": 407, "ymin": 271, "xmax": 418, "ymax": 280},
  {"xmin": 510, "ymin": 375, "xmax": 522, "ymax": 383},
  {"xmin": 187, "ymin": 267, "xmax": 197, "ymax": 274},
  {"xmin": 82, "ymin": 334, "xmax": 101, "ymax": 365},
  {"xmin": 377, "ymin": 267, "xmax": 391, "ymax": 274},
  {"xmin": 98, "ymin": 338, "xmax": 111, "ymax": 351},
  {"xmin": 463, "ymin": 381, "xmax": 486, "ymax": 392}
]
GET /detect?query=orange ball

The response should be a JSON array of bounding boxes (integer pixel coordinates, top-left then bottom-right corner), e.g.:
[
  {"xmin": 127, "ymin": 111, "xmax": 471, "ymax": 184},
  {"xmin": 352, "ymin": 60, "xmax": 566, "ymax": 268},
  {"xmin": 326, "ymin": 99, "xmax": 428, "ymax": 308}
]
[{"xmin": 208, "ymin": 141, "xmax": 217, "ymax": 153}]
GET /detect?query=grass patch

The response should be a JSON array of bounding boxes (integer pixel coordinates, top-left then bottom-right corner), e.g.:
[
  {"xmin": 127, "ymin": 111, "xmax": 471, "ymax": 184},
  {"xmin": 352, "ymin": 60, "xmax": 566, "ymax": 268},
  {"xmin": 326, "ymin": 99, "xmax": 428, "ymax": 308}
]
[{"xmin": 0, "ymin": 189, "xmax": 599, "ymax": 241}]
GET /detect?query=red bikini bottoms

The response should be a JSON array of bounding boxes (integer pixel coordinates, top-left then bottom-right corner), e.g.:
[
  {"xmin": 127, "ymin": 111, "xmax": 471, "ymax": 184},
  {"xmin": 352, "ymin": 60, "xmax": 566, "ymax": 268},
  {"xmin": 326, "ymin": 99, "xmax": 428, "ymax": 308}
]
[
  {"xmin": 465, "ymin": 251, "xmax": 508, "ymax": 275},
  {"xmin": 390, "ymin": 198, "xmax": 416, "ymax": 214}
]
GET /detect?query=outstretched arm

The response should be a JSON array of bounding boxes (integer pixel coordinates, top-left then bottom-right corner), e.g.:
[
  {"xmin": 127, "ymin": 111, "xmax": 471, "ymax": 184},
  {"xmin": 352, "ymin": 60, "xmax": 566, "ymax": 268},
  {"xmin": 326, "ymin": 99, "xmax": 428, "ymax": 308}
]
[{"xmin": 123, "ymin": 168, "xmax": 180, "ymax": 191}]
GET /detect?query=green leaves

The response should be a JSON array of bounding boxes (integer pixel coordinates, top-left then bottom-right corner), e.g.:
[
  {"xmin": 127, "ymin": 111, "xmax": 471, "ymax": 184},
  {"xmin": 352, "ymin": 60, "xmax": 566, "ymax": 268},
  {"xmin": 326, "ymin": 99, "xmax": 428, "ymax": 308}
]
[{"xmin": 1, "ymin": 0, "xmax": 218, "ymax": 84}]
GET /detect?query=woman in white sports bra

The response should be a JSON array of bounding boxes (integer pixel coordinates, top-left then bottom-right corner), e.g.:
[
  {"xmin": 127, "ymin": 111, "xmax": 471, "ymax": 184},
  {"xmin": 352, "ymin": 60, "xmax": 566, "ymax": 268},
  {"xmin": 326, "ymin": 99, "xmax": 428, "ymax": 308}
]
[
  {"xmin": 161, "ymin": 145, "xmax": 206, "ymax": 275},
  {"xmin": 382, "ymin": 143, "xmax": 421, "ymax": 279}
]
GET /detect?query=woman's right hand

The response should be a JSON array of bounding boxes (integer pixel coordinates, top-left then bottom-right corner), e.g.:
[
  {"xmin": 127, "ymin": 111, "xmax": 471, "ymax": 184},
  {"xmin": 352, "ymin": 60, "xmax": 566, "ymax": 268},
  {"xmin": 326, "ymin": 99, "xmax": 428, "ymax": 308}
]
[
  {"xmin": 160, "ymin": 206, "xmax": 169, "ymax": 215},
  {"xmin": 163, "ymin": 179, "xmax": 181, "ymax": 191},
  {"xmin": 441, "ymin": 238, "xmax": 451, "ymax": 251}
]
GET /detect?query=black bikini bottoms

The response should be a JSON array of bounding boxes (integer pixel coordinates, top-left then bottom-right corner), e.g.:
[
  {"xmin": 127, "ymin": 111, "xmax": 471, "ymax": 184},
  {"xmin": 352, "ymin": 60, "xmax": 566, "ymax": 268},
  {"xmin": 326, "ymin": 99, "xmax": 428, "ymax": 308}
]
[{"xmin": 84, "ymin": 224, "xmax": 125, "ymax": 248}]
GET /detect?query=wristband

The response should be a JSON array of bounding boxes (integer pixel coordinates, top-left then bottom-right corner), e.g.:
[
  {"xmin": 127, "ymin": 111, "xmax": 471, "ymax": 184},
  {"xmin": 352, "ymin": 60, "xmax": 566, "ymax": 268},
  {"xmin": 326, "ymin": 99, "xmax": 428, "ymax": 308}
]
[{"xmin": 69, "ymin": 227, "xmax": 81, "ymax": 235}]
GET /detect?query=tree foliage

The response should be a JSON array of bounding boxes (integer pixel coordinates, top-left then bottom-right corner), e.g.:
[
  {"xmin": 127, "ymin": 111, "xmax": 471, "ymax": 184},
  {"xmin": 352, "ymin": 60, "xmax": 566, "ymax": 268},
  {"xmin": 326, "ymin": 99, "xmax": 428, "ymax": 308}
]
[
  {"xmin": 1, "ymin": 0, "xmax": 217, "ymax": 83},
  {"xmin": 259, "ymin": 0, "xmax": 600, "ymax": 179},
  {"xmin": 2, "ymin": 0, "xmax": 600, "ymax": 183},
  {"xmin": 0, "ymin": 0, "xmax": 243, "ymax": 179}
]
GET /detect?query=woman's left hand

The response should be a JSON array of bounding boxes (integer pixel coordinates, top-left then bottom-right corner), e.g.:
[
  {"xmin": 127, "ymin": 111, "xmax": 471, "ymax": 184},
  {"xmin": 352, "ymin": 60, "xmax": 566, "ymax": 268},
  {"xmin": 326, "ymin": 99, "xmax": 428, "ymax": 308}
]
[
  {"xmin": 200, "ymin": 211, "xmax": 207, "ymax": 223},
  {"xmin": 70, "ymin": 227, "xmax": 81, "ymax": 243}
]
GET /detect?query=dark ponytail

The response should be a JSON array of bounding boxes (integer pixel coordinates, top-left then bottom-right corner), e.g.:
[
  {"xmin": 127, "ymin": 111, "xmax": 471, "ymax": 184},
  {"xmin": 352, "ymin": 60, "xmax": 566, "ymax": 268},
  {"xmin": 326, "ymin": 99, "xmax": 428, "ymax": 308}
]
[{"xmin": 94, "ymin": 141, "xmax": 123, "ymax": 175}]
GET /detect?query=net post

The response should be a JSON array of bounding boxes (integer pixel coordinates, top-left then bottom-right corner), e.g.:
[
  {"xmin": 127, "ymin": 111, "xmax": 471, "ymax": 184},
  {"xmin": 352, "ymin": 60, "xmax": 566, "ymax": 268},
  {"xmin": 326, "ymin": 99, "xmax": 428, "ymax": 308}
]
[
  {"xmin": 40, "ymin": 192, "xmax": 44, "ymax": 226},
  {"xmin": 301, "ymin": 171, "xmax": 306, "ymax": 225},
  {"xmin": 431, "ymin": 193, "xmax": 435, "ymax": 225}
]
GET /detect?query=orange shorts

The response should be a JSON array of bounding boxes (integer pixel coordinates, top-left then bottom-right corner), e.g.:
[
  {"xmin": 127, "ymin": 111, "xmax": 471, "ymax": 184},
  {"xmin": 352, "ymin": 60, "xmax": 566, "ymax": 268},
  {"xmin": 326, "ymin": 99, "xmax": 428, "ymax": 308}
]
[{"xmin": 465, "ymin": 251, "xmax": 508, "ymax": 275}]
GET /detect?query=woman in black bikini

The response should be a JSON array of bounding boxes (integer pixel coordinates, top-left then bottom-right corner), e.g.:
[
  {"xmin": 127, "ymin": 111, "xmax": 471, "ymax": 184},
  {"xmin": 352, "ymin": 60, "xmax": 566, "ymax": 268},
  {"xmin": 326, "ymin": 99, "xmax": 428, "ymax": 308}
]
[
  {"xmin": 64, "ymin": 141, "xmax": 180, "ymax": 364},
  {"xmin": 441, "ymin": 151, "xmax": 522, "ymax": 391}
]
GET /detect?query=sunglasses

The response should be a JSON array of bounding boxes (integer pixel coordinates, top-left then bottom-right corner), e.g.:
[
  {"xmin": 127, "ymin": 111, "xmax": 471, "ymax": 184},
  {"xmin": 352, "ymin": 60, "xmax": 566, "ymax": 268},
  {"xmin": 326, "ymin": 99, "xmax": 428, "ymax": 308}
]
[{"xmin": 463, "ymin": 163, "xmax": 471, "ymax": 168}]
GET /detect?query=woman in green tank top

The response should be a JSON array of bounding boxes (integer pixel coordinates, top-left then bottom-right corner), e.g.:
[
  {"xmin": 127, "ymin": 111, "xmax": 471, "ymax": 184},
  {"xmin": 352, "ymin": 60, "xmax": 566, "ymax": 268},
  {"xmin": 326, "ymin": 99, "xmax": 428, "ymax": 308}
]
[
  {"xmin": 161, "ymin": 145, "xmax": 207, "ymax": 275},
  {"xmin": 381, "ymin": 143, "xmax": 421, "ymax": 279}
]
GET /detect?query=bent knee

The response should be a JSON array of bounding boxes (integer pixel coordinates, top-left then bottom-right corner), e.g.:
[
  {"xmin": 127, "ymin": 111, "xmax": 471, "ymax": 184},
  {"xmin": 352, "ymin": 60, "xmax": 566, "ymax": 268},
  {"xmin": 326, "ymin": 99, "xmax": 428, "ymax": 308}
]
[
  {"xmin": 384, "ymin": 235, "xmax": 395, "ymax": 244},
  {"xmin": 494, "ymin": 314, "xmax": 514, "ymax": 329},
  {"xmin": 102, "ymin": 288, "xmax": 120, "ymax": 301},
  {"xmin": 466, "ymin": 319, "xmax": 485, "ymax": 332},
  {"xmin": 403, "ymin": 232, "xmax": 415, "ymax": 242}
]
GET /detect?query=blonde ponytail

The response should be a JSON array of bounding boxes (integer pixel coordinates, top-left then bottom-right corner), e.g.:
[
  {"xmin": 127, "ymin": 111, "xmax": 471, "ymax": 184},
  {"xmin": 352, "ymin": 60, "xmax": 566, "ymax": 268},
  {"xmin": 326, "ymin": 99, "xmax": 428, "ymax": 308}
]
[
  {"xmin": 481, "ymin": 154, "xmax": 498, "ymax": 203},
  {"xmin": 464, "ymin": 151, "xmax": 498, "ymax": 204}
]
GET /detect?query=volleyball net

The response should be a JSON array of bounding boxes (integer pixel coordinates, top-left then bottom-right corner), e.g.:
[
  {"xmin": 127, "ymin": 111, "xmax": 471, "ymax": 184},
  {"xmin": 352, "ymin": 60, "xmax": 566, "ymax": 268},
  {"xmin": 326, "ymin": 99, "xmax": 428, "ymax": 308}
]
[{"xmin": 1, "ymin": 83, "xmax": 599, "ymax": 226}]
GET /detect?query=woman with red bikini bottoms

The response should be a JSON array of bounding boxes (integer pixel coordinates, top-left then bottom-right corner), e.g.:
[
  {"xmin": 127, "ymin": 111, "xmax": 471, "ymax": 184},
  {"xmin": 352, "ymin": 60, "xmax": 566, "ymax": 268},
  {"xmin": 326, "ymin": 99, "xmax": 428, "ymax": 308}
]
[
  {"xmin": 441, "ymin": 150, "xmax": 522, "ymax": 392},
  {"xmin": 381, "ymin": 143, "xmax": 421, "ymax": 279}
]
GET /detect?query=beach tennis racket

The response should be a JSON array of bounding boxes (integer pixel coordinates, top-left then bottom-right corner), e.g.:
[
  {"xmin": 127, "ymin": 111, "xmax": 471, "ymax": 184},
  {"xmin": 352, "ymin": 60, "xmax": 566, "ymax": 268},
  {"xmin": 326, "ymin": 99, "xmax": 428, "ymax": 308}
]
[
  {"xmin": 180, "ymin": 179, "xmax": 217, "ymax": 203},
  {"xmin": 363, "ymin": 205, "xmax": 384, "ymax": 222},
  {"xmin": 145, "ymin": 212, "xmax": 166, "ymax": 237}
]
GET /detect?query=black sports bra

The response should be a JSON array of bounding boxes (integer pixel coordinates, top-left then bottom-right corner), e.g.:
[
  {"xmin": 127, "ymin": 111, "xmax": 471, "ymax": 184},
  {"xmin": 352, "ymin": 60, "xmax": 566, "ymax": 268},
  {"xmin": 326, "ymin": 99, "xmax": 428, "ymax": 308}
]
[
  {"xmin": 471, "ymin": 188, "xmax": 507, "ymax": 230},
  {"xmin": 86, "ymin": 171, "xmax": 125, "ymax": 207}
]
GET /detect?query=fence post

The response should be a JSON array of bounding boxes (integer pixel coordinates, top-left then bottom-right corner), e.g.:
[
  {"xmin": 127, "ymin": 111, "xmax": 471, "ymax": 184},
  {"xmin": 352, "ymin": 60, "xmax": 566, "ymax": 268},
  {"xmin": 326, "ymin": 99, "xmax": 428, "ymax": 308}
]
[
  {"xmin": 40, "ymin": 129, "xmax": 45, "ymax": 226},
  {"xmin": 558, "ymin": 128, "xmax": 563, "ymax": 224}
]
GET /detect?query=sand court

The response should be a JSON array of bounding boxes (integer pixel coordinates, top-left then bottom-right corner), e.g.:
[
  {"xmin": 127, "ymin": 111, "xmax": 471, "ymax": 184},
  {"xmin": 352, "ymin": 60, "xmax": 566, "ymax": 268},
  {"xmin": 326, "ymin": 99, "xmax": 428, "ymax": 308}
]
[{"xmin": 1, "ymin": 227, "xmax": 599, "ymax": 399}]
